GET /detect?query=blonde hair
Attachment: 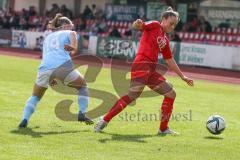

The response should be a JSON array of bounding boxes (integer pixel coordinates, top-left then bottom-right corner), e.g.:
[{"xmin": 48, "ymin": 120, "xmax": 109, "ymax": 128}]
[
  {"xmin": 49, "ymin": 13, "xmax": 73, "ymax": 30},
  {"xmin": 161, "ymin": 7, "xmax": 180, "ymax": 22}
]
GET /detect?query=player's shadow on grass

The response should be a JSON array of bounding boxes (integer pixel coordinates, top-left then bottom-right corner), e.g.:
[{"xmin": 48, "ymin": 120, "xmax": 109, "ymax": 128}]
[
  {"xmin": 98, "ymin": 132, "xmax": 157, "ymax": 143},
  {"xmin": 204, "ymin": 136, "xmax": 224, "ymax": 140},
  {"xmin": 10, "ymin": 127, "xmax": 90, "ymax": 138}
]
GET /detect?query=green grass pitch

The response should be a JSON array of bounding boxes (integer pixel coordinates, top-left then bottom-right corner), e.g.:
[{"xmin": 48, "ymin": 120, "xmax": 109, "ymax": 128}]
[{"xmin": 0, "ymin": 55, "xmax": 240, "ymax": 160}]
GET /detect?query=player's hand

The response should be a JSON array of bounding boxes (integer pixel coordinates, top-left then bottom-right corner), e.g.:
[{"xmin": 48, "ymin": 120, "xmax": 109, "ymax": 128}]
[
  {"xmin": 64, "ymin": 44, "xmax": 75, "ymax": 51},
  {"xmin": 181, "ymin": 76, "xmax": 194, "ymax": 86},
  {"xmin": 132, "ymin": 19, "xmax": 143, "ymax": 30}
]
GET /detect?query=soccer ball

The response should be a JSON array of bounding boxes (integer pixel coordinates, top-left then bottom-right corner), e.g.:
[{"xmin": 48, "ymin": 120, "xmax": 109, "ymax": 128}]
[{"xmin": 206, "ymin": 115, "xmax": 226, "ymax": 135}]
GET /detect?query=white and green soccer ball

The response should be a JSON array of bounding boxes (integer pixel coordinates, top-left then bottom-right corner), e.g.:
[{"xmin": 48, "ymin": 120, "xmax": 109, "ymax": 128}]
[{"xmin": 206, "ymin": 115, "xmax": 226, "ymax": 135}]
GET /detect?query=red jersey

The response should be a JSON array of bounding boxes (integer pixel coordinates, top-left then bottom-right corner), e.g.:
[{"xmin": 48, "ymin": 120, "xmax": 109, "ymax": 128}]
[{"xmin": 136, "ymin": 21, "xmax": 172, "ymax": 62}]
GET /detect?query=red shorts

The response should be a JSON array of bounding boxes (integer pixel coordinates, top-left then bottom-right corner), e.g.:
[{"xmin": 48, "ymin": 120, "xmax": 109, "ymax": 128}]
[{"xmin": 131, "ymin": 60, "xmax": 166, "ymax": 89}]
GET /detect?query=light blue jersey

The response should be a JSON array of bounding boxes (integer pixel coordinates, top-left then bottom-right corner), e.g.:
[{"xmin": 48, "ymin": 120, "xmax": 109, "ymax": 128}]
[{"xmin": 39, "ymin": 30, "xmax": 73, "ymax": 72}]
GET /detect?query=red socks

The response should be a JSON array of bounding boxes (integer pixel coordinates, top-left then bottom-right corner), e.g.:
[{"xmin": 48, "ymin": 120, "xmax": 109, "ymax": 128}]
[
  {"xmin": 103, "ymin": 95, "xmax": 175, "ymax": 132},
  {"xmin": 160, "ymin": 97, "xmax": 175, "ymax": 131},
  {"xmin": 104, "ymin": 95, "xmax": 132, "ymax": 122}
]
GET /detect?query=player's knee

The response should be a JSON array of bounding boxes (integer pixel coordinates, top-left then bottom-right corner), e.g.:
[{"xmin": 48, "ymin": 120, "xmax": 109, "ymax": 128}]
[
  {"xmin": 128, "ymin": 95, "xmax": 138, "ymax": 101},
  {"xmin": 79, "ymin": 86, "xmax": 89, "ymax": 96},
  {"xmin": 172, "ymin": 89, "xmax": 176, "ymax": 98},
  {"xmin": 81, "ymin": 79, "xmax": 87, "ymax": 86},
  {"xmin": 128, "ymin": 92, "xmax": 141, "ymax": 101},
  {"xmin": 165, "ymin": 89, "xmax": 176, "ymax": 99}
]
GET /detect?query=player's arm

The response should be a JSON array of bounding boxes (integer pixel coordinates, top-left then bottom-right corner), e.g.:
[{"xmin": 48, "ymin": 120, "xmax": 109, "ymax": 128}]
[
  {"xmin": 143, "ymin": 21, "xmax": 161, "ymax": 30},
  {"xmin": 165, "ymin": 58, "xmax": 194, "ymax": 86},
  {"xmin": 161, "ymin": 40, "xmax": 194, "ymax": 86},
  {"xmin": 133, "ymin": 19, "xmax": 160, "ymax": 31},
  {"xmin": 64, "ymin": 31, "xmax": 78, "ymax": 56}
]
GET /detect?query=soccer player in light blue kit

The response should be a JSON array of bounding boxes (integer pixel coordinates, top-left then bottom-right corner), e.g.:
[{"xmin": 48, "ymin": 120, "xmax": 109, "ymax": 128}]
[{"xmin": 18, "ymin": 13, "xmax": 93, "ymax": 128}]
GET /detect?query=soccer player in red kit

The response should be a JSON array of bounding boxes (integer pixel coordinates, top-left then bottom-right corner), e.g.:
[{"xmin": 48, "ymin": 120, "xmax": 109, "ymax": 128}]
[{"xmin": 95, "ymin": 7, "xmax": 194, "ymax": 135}]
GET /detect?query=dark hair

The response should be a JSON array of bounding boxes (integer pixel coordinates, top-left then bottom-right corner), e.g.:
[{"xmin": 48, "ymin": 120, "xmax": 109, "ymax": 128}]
[
  {"xmin": 161, "ymin": 7, "xmax": 180, "ymax": 22},
  {"xmin": 49, "ymin": 13, "xmax": 73, "ymax": 29}
]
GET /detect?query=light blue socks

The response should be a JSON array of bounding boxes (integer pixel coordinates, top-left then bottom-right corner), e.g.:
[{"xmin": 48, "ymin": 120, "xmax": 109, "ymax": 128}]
[
  {"xmin": 22, "ymin": 87, "xmax": 88, "ymax": 121},
  {"xmin": 22, "ymin": 95, "xmax": 40, "ymax": 121},
  {"xmin": 78, "ymin": 86, "xmax": 89, "ymax": 113}
]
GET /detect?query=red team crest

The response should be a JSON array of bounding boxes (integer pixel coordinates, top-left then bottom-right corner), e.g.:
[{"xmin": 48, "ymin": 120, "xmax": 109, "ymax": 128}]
[{"xmin": 157, "ymin": 36, "xmax": 167, "ymax": 52}]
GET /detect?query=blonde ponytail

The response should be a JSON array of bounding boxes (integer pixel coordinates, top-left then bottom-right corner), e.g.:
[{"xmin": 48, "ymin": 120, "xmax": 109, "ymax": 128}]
[
  {"xmin": 161, "ymin": 6, "xmax": 180, "ymax": 22},
  {"xmin": 49, "ymin": 13, "xmax": 63, "ymax": 29},
  {"xmin": 166, "ymin": 6, "xmax": 173, "ymax": 11}
]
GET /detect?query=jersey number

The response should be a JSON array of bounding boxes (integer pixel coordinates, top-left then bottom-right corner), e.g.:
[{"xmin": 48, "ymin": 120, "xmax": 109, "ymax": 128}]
[{"xmin": 49, "ymin": 36, "xmax": 60, "ymax": 50}]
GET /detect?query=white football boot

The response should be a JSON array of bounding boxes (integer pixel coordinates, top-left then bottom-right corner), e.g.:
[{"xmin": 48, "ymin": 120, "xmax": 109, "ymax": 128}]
[
  {"xmin": 94, "ymin": 119, "xmax": 108, "ymax": 132},
  {"xmin": 158, "ymin": 128, "xmax": 180, "ymax": 136}
]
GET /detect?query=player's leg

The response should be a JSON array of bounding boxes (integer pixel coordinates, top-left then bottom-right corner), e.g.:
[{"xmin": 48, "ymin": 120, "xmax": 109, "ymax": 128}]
[
  {"xmin": 95, "ymin": 61, "xmax": 149, "ymax": 132},
  {"xmin": 155, "ymin": 87, "xmax": 179, "ymax": 135},
  {"xmin": 147, "ymin": 72, "xmax": 179, "ymax": 135},
  {"xmin": 94, "ymin": 80, "xmax": 145, "ymax": 132},
  {"xmin": 104, "ymin": 80, "xmax": 145, "ymax": 122},
  {"xmin": 65, "ymin": 70, "xmax": 93, "ymax": 125},
  {"xmin": 158, "ymin": 89, "xmax": 179, "ymax": 135},
  {"xmin": 19, "ymin": 70, "xmax": 53, "ymax": 128},
  {"xmin": 19, "ymin": 84, "xmax": 47, "ymax": 128}
]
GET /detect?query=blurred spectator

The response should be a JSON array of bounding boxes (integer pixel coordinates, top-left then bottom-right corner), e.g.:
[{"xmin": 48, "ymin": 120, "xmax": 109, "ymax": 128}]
[
  {"xmin": 204, "ymin": 20, "xmax": 212, "ymax": 33},
  {"xmin": 219, "ymin": 19, "xmax": 230, "ymax": 28},
  {"xmin": 109, "ymin": 27, "xmax": 122, "ymax": 38},
  {"xmin": 89, "ymin": 20, "xmax": 99, "ymax": 36},
  {"xmin": 92, "ymin": 4, "xmax": 97, "ymax": 17},
  {"xmin": 29, "ymin": 6, "xmax": 37, "ymax": 17},
  {"xmin": 82, "ymin": 5, "xmax": 93, "ymax": 19},
  {"xmin": 19, "ymin": 16, "xmax": 27, "ymax": 30},
  {"xmin": 0, "ymin": 7, "xmax": 4, "ymax": 17},
  {"xmin": 124, "ymin": 28, "xmax": 132, "ymax": 37},
  {"xmin": 199, "ymin": 16, "xmax": 212, "ymax": 33},
  {"xmin": 21, "ymin": 8, "xmax": 28, "ymax": 20},
  {"xmin": 60, "ymin": 5, "xmax": 73, "ymax": 19},
  {"xmin": 93, "ymin": 4, "xmax": 104, "ymax": 19},
  {"xmin": 124, "ymin": 23, "xmax": 134, "ymax": 38},
  {"xmin": 182, "ymin": 22, "xmax": 190, "ymax": 32},
  {"xmin": 171, "ymin": 32, "xmax": 181, "ymax": 42},
  {"xmin": 9, "ymin": 12, "xmax": 20, "ymax": 28},
  {"xmin": 7, "ymin": 7, "xmax": 14, "ymax": 15},
  {"xmin": 0, "ymin": 16, "xmax": 2, "ymax": 28},
  {"xmin": 97, "ymin": 18, "xmax": 107, "ymax": 33},
  {"xmin": 188, "ymin": 17, "xmax": 198, "ymax": 32},
  {"xmin": 48, "ymin": 3, "xmax": 60, "ymax": 18},
  {"xmin": 74, "ymin": 17, "xmax": 86, "ymax": 31},
  {"xmin": 175, "ymin": 19, "xmax": 183, "ymax": 31},
  {"xmin": 1, "ymin": 17, "xmax": 9, "ymax": 29}
]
